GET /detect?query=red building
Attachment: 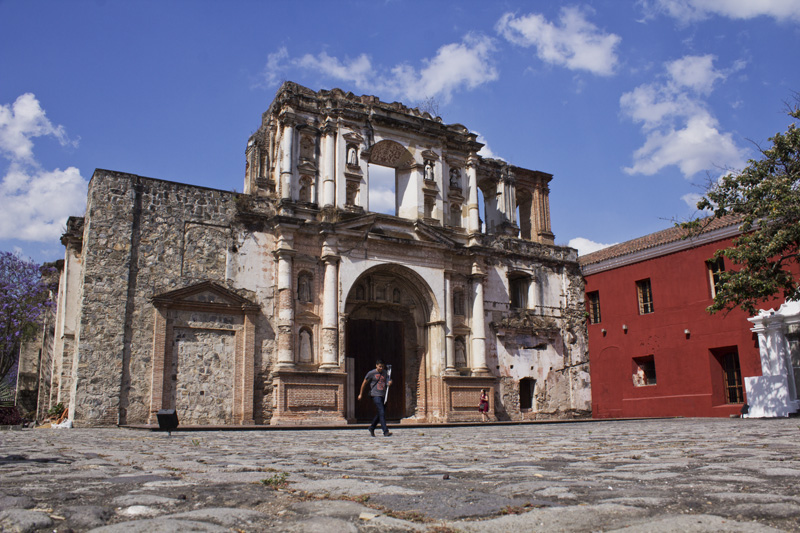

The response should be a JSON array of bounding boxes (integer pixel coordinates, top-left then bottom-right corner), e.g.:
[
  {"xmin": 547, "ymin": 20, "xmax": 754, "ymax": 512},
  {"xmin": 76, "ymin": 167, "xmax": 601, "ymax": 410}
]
[{"xmin": 580, "ymin": 216, "xmax": 791, "ymax": 418}]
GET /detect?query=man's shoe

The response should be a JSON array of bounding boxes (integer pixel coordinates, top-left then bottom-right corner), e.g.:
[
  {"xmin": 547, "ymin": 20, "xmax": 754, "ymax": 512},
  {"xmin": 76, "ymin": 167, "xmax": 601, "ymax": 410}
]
[
  {"xmin": 369, "ymin": 428, "xmax": 375, "ymax": 437},
  {"xmin": 383, "ymin": 431, "xmax": 392, "ymax": 437}
]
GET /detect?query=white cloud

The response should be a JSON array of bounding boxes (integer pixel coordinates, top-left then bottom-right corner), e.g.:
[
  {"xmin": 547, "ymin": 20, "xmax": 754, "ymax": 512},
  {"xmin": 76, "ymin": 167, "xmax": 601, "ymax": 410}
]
[
  {"xmin": 665, "ymin": 55, "xmax": 724, "ymax": 94},
  {"xmin": 262, "ymin": 34, "xmax": 498, "ymax": 104},
  {"xmin": 297, "ymin": 51, "xmax": 374, "ymax": 88},
  {"xmin": 646, "ymin": 0, "xmax": 800, "ymax": 23},
  {"xmin": 625, "ymin": 113, "xmax": 744, "ymax": 176},
  {"xmin": 681, "ymin": 192, "xmax": 705, "ymax": 210},
  {"xmin": 0, "ymin": 93, "xmax": 73, "ymax": 162},
  {"xmin": 568, "ymin": 237, "xmax": 616, "ymax": 256},
  {"xmin": 261, "ymin": 47, "xmax": 290, "ymax": 87},
  {"xmin": 621, "ymin": 54, "xmax": 747, "ymax": 178},
  {"xmin": 0, "ymin": 164, "xmax": 87, "ymax": 241},
  {"xmin": 0, "ymin": 94, "xmax": 87, "ymax": 242},
  {"xmin": 473, "ymin": 132, "xmax": 501, "ymax": 160},
  {"xmin": 496, "ymin": 7, "xmax": 621, "ymax": 76}
]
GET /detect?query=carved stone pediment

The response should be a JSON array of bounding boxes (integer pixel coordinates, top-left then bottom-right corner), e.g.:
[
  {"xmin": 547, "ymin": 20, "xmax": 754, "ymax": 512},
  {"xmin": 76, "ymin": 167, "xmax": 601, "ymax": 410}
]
[
  {"xmin": 297, "ymin": 160, "xmax": 317, "ymax": 173},
  {"xmin": 343, "ymin": 131, "xmax": 364, "ymax": 144},
  {"xmin": 421, "ymin": 149, "xmax": 439, "ymax": 161},
  {"xmin": 151, "ymin": 281, "xmax": 259, "ymax": 313}
]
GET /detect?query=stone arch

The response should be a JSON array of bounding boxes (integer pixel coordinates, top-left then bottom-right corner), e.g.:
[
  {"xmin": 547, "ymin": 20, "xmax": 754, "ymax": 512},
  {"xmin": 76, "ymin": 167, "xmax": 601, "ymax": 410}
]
[{"xmin": 344, "ymin": 263, "xmax": 441, "ymax": 422}]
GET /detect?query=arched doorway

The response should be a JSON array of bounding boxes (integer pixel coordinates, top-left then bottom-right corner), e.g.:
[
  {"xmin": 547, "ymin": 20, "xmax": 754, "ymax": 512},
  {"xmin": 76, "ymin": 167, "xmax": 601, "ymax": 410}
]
[{"xmin": 345, "ymin": 264, "xmax": 438, "ymax": 422}]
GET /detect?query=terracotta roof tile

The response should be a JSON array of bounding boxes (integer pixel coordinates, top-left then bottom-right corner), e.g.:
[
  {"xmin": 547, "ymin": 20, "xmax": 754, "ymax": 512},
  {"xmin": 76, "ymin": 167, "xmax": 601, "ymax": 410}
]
[{"xmin": 578, "ymin": 214, "xmax": 742, "ymax": 267}]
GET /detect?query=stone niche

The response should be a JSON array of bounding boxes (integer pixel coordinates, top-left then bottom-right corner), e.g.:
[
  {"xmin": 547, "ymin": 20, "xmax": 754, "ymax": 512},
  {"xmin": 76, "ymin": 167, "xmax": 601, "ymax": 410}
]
[{"xmin": 149, "ymin": 281, "xmax": 260, "ymax": 426}]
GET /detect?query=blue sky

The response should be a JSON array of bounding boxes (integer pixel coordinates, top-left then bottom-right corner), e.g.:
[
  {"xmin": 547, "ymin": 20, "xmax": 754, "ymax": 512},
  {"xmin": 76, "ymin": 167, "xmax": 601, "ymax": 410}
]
[{"xmin": 1, "ymin": 0, "xmax": 799, "ymax": 264}]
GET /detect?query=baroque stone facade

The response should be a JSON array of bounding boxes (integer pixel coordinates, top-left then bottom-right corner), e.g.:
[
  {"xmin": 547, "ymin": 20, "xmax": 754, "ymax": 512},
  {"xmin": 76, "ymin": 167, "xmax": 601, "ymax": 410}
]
[{"xmin": 40, "ymin": 82, "xmax": 590, "ymax": 426}]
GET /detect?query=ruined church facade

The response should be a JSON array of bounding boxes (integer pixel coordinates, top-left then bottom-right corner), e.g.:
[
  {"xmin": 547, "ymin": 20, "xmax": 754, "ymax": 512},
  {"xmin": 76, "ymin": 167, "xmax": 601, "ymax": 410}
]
[{"xmin": 45, "ymin": 82, "xmax": 590, "ymax": 426}]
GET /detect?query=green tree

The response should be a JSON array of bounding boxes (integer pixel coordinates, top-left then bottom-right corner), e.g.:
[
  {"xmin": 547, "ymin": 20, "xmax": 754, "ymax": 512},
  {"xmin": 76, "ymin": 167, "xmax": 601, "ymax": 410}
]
[{"xmin": 686, "ymin": 98, "xmax": 800, "ymax": 315}]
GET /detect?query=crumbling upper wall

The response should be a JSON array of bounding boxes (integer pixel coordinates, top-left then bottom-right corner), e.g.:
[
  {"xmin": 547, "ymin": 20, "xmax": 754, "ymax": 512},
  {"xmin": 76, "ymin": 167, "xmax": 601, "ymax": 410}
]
[{"xmin": 244, "ymin": 82, "xmax": 555, "ymax": 244}]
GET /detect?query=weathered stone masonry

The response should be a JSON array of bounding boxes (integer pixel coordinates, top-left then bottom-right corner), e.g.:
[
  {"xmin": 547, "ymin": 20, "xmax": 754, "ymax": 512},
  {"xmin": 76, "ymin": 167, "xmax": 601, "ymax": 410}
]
[{"xmin": 42, "ymin": 82, "xmax": 590, "ymax": 426}]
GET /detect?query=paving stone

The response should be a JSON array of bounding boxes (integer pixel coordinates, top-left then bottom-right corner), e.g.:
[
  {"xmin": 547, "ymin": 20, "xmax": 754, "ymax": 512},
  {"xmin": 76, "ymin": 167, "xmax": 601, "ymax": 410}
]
[
  {"xmin": 1, "ymin": 418, "xmax": 799, "ymax": 531},
  {"xmin": 0, "ymin": 509, "xmax": 53, "ymax": 532}
]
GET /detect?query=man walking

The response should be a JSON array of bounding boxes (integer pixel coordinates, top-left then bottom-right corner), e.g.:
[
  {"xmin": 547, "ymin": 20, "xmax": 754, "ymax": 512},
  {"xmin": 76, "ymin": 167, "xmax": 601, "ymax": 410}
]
[{"xmin": 358, "ymin": 359, "xmax": 393, "ymax": 437}]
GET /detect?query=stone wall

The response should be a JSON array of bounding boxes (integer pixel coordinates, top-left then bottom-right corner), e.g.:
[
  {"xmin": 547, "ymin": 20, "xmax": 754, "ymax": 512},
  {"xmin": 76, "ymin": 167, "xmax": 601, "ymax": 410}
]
[{"xmin": 70, "ymin": 170, "xmax": 272, "ymax": 426}]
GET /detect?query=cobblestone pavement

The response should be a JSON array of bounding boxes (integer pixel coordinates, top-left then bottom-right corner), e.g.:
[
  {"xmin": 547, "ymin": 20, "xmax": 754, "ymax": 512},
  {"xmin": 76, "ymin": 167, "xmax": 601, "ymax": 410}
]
[{"xmin": 1, "ymin": 418, "xmax": 799, "ymax": 532}]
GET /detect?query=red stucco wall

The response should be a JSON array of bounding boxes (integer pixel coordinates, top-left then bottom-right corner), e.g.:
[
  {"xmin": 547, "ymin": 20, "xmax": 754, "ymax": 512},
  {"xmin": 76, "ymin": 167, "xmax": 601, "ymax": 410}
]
[{"xmin": 585, "ymin": 236, "xmax": 790, "ymax": 419}]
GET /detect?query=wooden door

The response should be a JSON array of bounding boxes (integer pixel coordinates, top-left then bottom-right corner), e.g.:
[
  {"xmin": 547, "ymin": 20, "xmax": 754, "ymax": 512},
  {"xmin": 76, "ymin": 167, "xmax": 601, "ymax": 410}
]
[{"xmin": 348, "ymin": 319, "xmax": 404, "ymax": 421}]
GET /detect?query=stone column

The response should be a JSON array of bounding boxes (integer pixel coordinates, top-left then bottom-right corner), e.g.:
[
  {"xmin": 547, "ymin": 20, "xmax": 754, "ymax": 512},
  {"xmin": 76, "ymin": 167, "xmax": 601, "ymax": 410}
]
[
  {"xmin": 531, "ymin": 185, "xmax": 542, "ymax": 239},
  {"xmin": 467, "ymin": 153, "xmax": 481, "ymax": 234},
  {"xmin": 444, "ymin": 274, "xmax": 456, "ymax": 373},
  {"xmin": 275, "ymin": 245, "xmax": 295, "ymax": 368},
  {"xmin": 470, "ymin": 263, "xmax": 489, "ymax": 375},
  {"xmin": 541, "ymin": 184, "xmax": 552, "ymax": 235},
  {"xmin": 280, "ymin": 121, "xmax": 294, "ymax": 201},
  {"xmin": 322, "ymin": 125, "xmax": 336, "ymax": 207},
  {"xmin": 506, "ymin": 178, "xmax": 516, "ymax": 226},
  {"xmin": 320, "ymin": 240, "xmax": 339, "ymax": 369}
]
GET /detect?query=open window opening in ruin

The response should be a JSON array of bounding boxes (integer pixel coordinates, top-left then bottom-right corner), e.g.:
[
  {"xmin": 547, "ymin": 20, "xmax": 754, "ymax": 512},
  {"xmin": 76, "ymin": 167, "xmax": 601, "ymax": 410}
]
[
  {"xmin": 367, "ymin": 163, "xmax": 395, "ymax": 215},
  {"xmin": 509, "ymin": 273, "xmax": 531, "ymax": 310},
  {"xmin": 519, "ymin": 378, "xmax": 536, "ymax": 411},
  {"xmin": 478, "ymin": 188, "xmax": 486, "ymax": 233},
  {"xmin": 632, "ymin": 355, "xmax": 657, "ymax": 386}
]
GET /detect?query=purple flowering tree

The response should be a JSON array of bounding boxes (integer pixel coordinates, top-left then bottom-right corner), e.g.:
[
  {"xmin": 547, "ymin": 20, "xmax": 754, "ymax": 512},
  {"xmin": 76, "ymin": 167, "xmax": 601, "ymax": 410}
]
[{"xmin": 0, "ymin": 251, "xmax": 51, "ymax": 387}]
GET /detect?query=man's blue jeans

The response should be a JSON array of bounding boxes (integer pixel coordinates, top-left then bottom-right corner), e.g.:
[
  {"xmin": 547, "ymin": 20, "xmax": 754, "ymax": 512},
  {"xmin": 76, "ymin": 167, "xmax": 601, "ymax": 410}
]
[{"xmin": 369, "ymin": 395, "xmax": 388, "ymax": 434}]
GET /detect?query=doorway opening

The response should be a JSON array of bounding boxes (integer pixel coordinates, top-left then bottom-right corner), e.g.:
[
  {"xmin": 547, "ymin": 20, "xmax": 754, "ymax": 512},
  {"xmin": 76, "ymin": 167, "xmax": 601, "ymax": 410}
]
[{"xmin": 348, "ymin": 319, "xmax": 405, "ymax": 421}]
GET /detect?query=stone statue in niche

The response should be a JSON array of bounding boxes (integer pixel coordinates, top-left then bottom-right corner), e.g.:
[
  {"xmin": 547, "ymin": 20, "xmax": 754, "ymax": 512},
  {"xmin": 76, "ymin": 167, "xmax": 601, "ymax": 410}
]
[
  {"xmin": 449, "ymin": 168, "xmax": 461, "ymax": 189},
  {"xmin": 455, "ymin": 337, "xmax": 467, "ymax": 368},
  {"xmin": 424, "ymin": 160, "xmax": 434, "ymax": 181},
  {"xmin": 299, "ymin": 177, "xmax": 311, "ymax": 203},
  {"xmin": 299, "ymin": 329, "xmax": 313, "ymax": 362},
  {"xmin": 346, "ymin": 181, "xmax": 359, "ymax": 206},
  {"xmin": 450, "ymin": 203, "xmax": 461, "ymax": 227},
  {"xmin": 347, "ymin": 145, "xmax": 358, "ymax": 166}
]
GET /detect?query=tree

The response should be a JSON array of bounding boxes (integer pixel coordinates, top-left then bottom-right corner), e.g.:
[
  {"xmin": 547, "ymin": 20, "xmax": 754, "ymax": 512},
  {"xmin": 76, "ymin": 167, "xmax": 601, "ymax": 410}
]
[
  {"xmin": 0, "ymin": 252, "xmax": 51, "ymax": 388},
  {"xmin": 686, "ymin": 98, "xmax": 800, "ymax": 315}
]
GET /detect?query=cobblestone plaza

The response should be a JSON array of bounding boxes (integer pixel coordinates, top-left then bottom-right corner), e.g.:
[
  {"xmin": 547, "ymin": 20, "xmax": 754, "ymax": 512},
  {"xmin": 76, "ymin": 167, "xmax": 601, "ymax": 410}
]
[{"xmin": 1, "ymin": 418, "xmax": 799, "ymax": 531}]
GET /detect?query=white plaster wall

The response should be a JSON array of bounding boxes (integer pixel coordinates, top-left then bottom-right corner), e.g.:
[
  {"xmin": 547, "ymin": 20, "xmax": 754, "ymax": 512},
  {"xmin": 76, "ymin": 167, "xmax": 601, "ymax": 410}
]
[
  {"xmin": 229, "ymin": 232, "xmax": 275, "ymax": 302},
  {"xmin": 484, "ymin": 264, "xmax": 509, "ymax": 310},
  {"xmin": 538, "ymin": 267, "xmax": 563, "ymax": 309}
]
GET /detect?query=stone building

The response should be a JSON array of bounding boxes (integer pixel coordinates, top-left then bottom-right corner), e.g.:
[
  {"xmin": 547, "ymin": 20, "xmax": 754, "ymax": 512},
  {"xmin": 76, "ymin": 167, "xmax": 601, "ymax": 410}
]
[{"xmin": 38, "ymin": 82, "xmax": 590, "ymax": 426}]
